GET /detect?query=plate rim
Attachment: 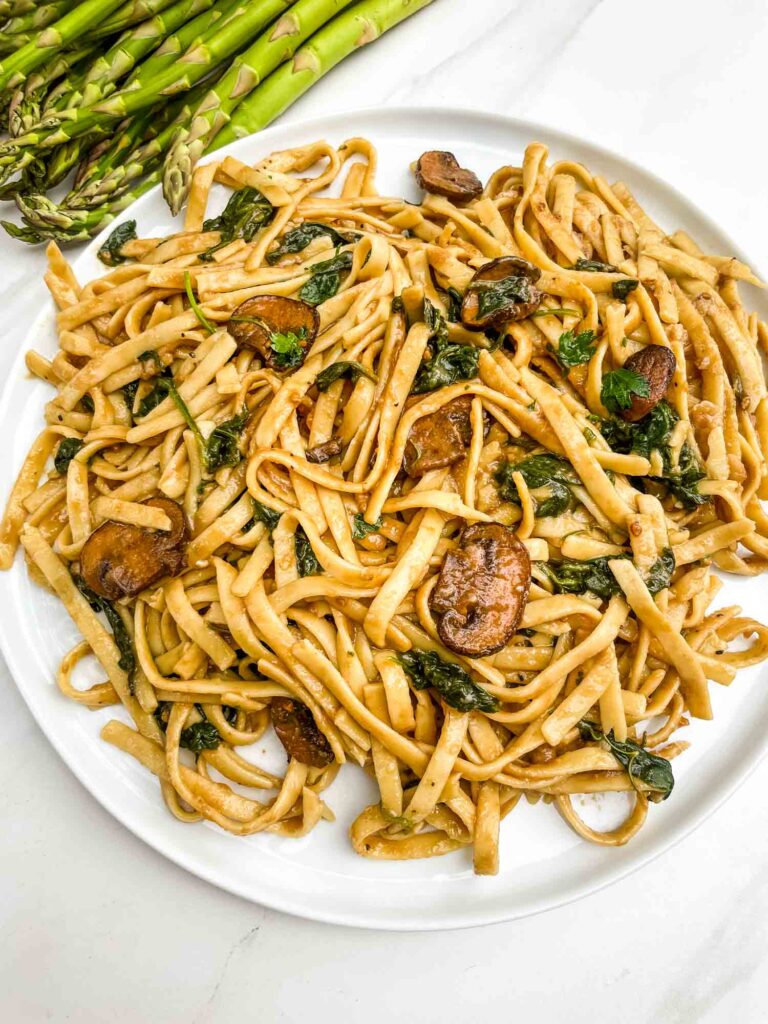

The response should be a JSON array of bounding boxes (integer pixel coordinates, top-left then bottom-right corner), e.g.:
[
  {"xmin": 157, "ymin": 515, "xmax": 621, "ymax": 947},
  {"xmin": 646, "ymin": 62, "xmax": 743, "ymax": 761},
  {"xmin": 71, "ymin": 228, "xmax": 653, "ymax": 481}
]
[{"xmin": 1, "ymin": 103, "xmax": 766, "ymax": 930}]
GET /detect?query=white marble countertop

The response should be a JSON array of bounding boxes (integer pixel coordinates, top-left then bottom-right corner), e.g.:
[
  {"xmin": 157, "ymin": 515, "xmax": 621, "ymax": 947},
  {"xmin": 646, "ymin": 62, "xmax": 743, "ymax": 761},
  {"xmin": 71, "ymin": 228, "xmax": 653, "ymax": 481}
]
[{"xmin": 3, "ymin": 0, "xmax": 768, "ymax": 1020}]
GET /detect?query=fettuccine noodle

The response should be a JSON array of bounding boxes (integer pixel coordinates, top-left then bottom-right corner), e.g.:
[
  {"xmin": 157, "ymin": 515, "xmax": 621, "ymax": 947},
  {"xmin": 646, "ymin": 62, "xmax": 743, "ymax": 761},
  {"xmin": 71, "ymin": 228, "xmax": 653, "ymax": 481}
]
[{"xmin": 2, "ymin": 137, "xmax": 768, "ymax": 875}]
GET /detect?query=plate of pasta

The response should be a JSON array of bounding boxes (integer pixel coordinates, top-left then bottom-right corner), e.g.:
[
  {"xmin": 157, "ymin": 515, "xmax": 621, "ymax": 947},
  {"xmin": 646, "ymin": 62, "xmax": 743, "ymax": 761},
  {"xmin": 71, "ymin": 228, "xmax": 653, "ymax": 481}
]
[{"xmin": 1, "ymin": 106, "xmax": 768, "ymax": 930}]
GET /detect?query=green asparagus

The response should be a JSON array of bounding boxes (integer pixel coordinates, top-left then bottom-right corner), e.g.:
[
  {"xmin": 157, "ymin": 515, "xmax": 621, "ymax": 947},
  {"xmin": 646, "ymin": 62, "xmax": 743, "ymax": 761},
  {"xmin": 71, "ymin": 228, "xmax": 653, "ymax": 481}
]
[
  {"xmin": 0, "ymin": 0, "xmax": 128, "ymax": 91},
  {"xmin": 215, "ymin": 0, "xmax": 435, "ymax": 148},
  {"xmin": 74, "ymin": 0, "xmax": 216, "ymax": 109},
  {"xmin": 0, "ymin": 0, "xmax": 437, "ymax": 246},
  {"xmin": 163, "ymin": 0, "xmax": 355, "ymax": 214}
]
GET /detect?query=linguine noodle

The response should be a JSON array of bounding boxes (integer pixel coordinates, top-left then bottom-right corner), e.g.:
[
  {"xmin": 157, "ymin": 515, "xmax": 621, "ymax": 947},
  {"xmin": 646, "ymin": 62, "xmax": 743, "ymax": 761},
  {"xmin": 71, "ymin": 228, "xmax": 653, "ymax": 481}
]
[{"xmin": 2, "ymin": 137, "xmax": 768, "ymax": 874}]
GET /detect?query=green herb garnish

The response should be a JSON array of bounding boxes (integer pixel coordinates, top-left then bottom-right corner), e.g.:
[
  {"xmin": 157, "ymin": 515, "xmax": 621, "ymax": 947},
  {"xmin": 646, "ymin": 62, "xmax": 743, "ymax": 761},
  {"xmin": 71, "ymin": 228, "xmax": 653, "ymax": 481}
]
[
  {"xmin": 73, "ymin": 575, "xmax": 136, "ymax": 689},
  {"xmin": 267, "ymin": 222, "xmax": 356, "ymax": 264},
  {"xmin": 97, "ymin": 220, "xmax": 137, "ymax": 266},
  {"xmin": 496, "ymin": 453, "xmax": 578, "ymax": 518},
  {"xmin": 352, "ymin": 514, "xmax": 382, "ymax": 540},
  {"xmin": 295, "ymin": 526, "xmax": 321, "ymax": 577},
  {"xmin": 600, "ymin": 368, "xmax": 650, "ymax": 414},
  {"xmin": 299, "ymin": 250, "xmax": 354, "ymax": 306},
  {"xmin": 550, "ymin": 328, "xmax": 597, "ymax": 370},
  {"xmin": 201, "ymin": 187, "xmax": 274, "ymax": 261},
  {"xmin": 316, "ymin": 360, "xmax": 377, "ymax": 392},
  {"xmin": 269, "ymin": 329, "xmax": 307, "ymax": 370},
  {"xmin": 243, "ymin": 499, "xmax": 282, "ymax": 535},
  {"xmin": 54, "ymin": 437, "xmax": 84, "ymax": 474},
  {"xmin": 579, "ymin": 720, "xmax": 674, "ymax": 799},
  {"xmin": 184, "ymin": 271, "xmax": 215, "ymax": 335},
  {"xmin": 573, "ymin": 258, "xmax": 617, "ymax": 273},
  {"xmin": 398, "ymin": 649, "xmax": 499, "ymax": 713}
]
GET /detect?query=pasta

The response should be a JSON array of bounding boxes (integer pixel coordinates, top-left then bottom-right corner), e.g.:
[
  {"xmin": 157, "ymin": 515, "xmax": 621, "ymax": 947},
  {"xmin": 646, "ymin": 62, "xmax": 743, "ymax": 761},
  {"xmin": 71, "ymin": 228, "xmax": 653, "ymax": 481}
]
[{"xmin": 2, "ymin": 136, "xmax": 768, "ymax": 875}]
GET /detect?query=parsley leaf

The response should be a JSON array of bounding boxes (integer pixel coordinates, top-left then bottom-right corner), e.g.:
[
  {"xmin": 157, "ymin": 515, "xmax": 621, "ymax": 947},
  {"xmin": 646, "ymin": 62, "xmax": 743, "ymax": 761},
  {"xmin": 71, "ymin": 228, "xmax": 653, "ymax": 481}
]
[
  {"xmin": 601, "ymin": 368, "xmax": 650, "ymax": 414},
  {"xmin": 270, "ymin": 329, "xmax": 307, "ymax": 370},
  {"xmin": 550, "ymin": 328, "xmax": 597, "ymax": 370}
]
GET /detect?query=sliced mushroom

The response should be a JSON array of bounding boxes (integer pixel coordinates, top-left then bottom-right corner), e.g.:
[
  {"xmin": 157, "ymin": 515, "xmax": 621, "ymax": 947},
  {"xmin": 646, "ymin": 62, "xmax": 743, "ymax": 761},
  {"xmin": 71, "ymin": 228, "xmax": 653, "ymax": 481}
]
[
  {"xmin": 228, "ymin": 295, "xmax": 319, "ymax": 369},
  {"xmin": 622, "ymin": 345, "xmax": 677, "ymax": 421},
  {"xmin": 430, "ymin": 523, "xmax": 531, "ymax": 658},
  {"xmin": 414, "ymin": 150, "xmax": 483, "ymax": 203},
  {"xmin": 80, "ymin": 496, "xmax": 188, "ymax": 600},
  {"xmin": 461, "ymin": 256, "xmax": 542, "ymax": 330},
  {"xmin": 305, "ymin": 437, "xmax": 342, "ymax": 464},
  {"xmin": 270, "ymin": 697, "xmax": 334, "ymax": 768},
  {"xmin": 404, "ymin": 395, "xmax": 474, "ymax": 478}
]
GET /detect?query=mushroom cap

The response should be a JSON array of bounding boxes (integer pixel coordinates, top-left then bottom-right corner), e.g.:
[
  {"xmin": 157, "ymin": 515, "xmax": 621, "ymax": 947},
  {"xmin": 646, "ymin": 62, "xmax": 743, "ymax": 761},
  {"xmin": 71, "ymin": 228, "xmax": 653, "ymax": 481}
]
[
  {"xmin": 80, "ymin": 496, "xmax": 188, "ymax": 600},
  {"xmin": 461, "ymin": 256, "xmax": 542, "ymax": 331},
  {"xmin": 270, "ymin": 697, "xmax": 334, "ymax": 767},
  {"xmin": 431, "ymin": 523, "xmax": 531, "ymax": 658},
  {"xmin": 228, "ymin": 294, "xmax": 319, "ymax": 369},
  {"xmin": 621, "ymin": 345, "xmax": 677, "ymax": 421},
  {"xmin": 404, "ymin": 395, "xmax": 474, "ymax": 478},
  {"xmin": 414, "ymin": 150, "xmax": 483, "ymax": 203}
]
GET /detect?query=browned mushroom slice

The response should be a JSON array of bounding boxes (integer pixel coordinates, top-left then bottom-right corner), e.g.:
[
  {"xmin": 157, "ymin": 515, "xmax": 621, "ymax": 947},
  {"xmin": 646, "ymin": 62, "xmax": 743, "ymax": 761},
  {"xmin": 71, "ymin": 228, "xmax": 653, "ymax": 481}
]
[
  {"xmin": 270, "ymin": 697, "xmax": 334, "ymax": 768},
  {"xmin": 621, "ymin": 345, "xmax": 677, "ymax": 422},
  {"xmin": 305, "ymin": 437, "xmax": 342, "ymax": 464},
  {"xmin": 461, "ymin": 256, "xmax": 542, "ymax": 331},
  {"xmin": 228, "ymin": 295, "xmax": 319, "ymax": 370},
  {"xmin": 414, "ymin": 150, "xmax": 483, "ymax": 203},
  {"xmin": 80, "ymin": 497, "xmax": 188, "ymax": 600},
  {"xmin": 403, "ymin": 395, "xmax": 474, "ymax": 478},
  {"xmin": 430, "ymin": 523, "xmax": 531, "ymax": 658}
]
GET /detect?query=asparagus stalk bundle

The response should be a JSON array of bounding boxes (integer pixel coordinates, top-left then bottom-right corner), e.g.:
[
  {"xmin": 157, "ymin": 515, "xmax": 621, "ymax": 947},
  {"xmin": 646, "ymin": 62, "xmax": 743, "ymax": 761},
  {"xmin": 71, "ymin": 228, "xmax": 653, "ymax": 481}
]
[{"xmin": 0, "ymin": 0, "xmax": 436, "ymax": 245}]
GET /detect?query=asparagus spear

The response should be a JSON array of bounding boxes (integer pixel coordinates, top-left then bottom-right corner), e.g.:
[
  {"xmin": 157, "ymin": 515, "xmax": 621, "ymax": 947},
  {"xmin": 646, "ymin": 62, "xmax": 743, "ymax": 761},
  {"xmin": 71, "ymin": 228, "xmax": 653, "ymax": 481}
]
[
  {"xmin": 89, "ymin": 0, "xmax": 182, "ymax": 39},
  {"xmin": 0, "ymin": 0, "xmax": 37, "ymax": 19},
  {"xmin": 0, "ymin": 31, "xmax": 30, "ymax": 57},
  {"xmin": 1, "ymin": 0, "xmax": 78, "ymax": 38},
  {"xmin": 68, "ymin": 80, "xmax": 212, "ymax": 206},
  {"xmin": 8, "ymin": 44, "xmax": 93, "ymax": 136},
  {"xmin": 6, "ymin": 168, "xmax": 160, "ymax": 242},
  {"xmin": 73, "ymin": 0, "xmax": 217, "ymax": 109},
  {"xmin": 0, "ymin": 0, "xmax": 128, "ymax": 91},
  {"xmin": 163, "ymin": 0, "xmax": 356, "ymax": 215},
  {"xmin": 119, "ymin": 0, "xmax": 240, "ymax": 91},
  {"xmin": 214, "ymin": 0, "xmax": 435, "ymax": 149},
  {"xmin": 0, "ymin": 0, "xmax": 293, "ymax": 154}
]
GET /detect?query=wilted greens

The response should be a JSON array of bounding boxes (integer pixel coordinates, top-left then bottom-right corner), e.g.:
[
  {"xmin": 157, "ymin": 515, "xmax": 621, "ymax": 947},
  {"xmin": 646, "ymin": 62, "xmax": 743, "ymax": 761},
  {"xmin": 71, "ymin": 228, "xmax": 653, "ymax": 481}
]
[{"xmin": 398, "ymin": 649, "xmax": 499, "ymax": 713}]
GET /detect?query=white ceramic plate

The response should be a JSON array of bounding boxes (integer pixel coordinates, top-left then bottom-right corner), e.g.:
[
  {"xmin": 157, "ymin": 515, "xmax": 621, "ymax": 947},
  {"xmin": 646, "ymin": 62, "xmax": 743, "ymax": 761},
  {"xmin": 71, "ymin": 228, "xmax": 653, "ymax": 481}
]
[{"xmin": 1, "ymin": 107, "xmax": 767, "ymax": 930}]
